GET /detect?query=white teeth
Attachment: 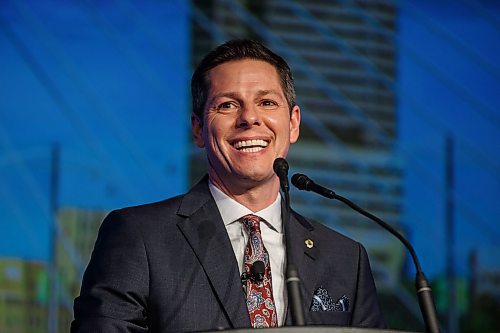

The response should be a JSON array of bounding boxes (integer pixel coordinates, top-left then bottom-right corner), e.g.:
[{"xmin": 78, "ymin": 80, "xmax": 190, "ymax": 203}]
[
  {"xmin": 233, "ymin": 139, "xmax": 269, "ymax": 149},
  {"xmin": 239, "ymin": 147, "xmax": 263, "ymax": 153}
]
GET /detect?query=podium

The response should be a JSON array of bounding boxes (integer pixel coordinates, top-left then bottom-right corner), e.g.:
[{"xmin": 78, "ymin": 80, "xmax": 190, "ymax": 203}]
[{"xmin": 205, "ymin": 327, "xmax": 419, "ymax": 333}]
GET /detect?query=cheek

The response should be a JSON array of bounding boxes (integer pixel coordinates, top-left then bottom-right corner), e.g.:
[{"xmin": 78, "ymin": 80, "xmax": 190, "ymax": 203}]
[
  {"xmin": 268, "ymin": 115, "xmax": 291, "ymax": 139},
  {"xmin": 206, "ymin": 114, "xmax": 234, "ymax": 136},
  {"xmin": 204, "ymin": 121, "xmax": 226, "ymax": 149}
]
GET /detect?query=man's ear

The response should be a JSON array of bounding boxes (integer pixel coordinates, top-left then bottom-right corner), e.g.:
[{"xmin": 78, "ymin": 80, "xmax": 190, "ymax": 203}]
[
  {"xmin": 191, "ymin": 113, "xmax": 205, "ymax": 148},
  {"xmin": 289, "ymin": 105, "xmax": 301, "ymax": 144}
]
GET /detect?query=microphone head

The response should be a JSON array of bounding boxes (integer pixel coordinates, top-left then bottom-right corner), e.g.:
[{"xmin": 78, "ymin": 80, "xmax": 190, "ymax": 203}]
[
  {"xmin": 291, "ymin": 173, "xmax": 310, "ymax": 191},
  {"xmin": 251, "ymin": 261, "xmax": 265, "ymax": 282},
  {"xmin": 273, "ymin": 157, "xmax": 289, "ymax": 174}
]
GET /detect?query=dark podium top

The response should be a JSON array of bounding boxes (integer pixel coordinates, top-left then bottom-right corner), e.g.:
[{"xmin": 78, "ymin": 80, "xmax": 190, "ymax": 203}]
[{"xmin": 204, "ymin": 327, "xmax": 419, "ymax": 333}]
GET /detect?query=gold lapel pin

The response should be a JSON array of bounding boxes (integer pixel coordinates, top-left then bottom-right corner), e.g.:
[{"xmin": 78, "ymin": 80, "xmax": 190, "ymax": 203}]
[{"xmin": 305, "ymin": 239, "xmax": 314, "ymax": 249}]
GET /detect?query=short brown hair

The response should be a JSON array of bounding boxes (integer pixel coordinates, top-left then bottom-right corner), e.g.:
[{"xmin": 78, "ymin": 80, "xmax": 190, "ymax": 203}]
[{"xmin": 191, "ymin": 39, "xmax": 296, "ymax": 123}]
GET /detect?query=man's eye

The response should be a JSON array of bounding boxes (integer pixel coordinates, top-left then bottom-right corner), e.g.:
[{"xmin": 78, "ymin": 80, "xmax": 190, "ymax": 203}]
[
  {"xmin": 260, "ymin": 100, "xmax": 279, "ymax": 109},
  {"xmin": 216, "ymin": 102, "xmax": 238, "ymax": 111}
]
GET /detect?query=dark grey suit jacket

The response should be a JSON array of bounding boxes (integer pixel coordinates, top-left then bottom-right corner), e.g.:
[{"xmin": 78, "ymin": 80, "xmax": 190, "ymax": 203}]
[{"xmin": 71, "ymin": 177, "xmax": 385, "ymax": 332}]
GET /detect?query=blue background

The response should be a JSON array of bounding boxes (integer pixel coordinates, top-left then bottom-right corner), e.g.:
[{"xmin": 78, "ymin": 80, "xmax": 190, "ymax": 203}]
[
  {"xmin": 0, "ymin": 0, "xmax": 189, "ymax": 260},
  {"xmin": 0, "ymin": 0, "xmax": 498, "ymax": 321},
  {"xmin": 398, "ymin": 0, "xmax": 499, "ymax": 278}
]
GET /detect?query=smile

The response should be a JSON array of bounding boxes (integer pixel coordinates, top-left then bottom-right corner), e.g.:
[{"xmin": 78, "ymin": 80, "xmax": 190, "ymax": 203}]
[{"xmin": 232, "ymin": 139, "xmax": 269, "ymax": 152}]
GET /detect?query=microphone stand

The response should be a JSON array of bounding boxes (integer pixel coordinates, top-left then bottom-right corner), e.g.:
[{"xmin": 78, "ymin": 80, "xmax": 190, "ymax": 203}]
[
  {"xmin": 283, "ymin": 187, "xmax": 305, "ymax": 326},
  {"xmin": 292, "ymin": 174, "xmax": 440, "ymax": 333},
  {"xmin": 333, "ymin": 194, "xmax": 440, "ymax": 333},
  {"xmin": 274, "ymin": 159, "xmax": 305, "ymax": 326}
]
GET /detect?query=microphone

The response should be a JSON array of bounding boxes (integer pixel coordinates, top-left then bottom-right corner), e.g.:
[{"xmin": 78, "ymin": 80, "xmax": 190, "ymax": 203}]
[
  {"xmin": 241, "ymin": 261, "xmax": 265, "ymax": 284},
  {"xmin": 273, "ymin": 158, "xmax": 289, "ymax": 192},
  {"xmin": 291, "ymin": 173, "xmax": 441, "ymax": 333},
  {"xmin": 251, "ymin": 261, "xmax": 265, "ymax": 282},
  {"xmin": 273, "ymin": 158, "xmax": 305, "ymax": 326},
  {"xmin": 291, "ymin": 173, "xmax": 335, "ymax": 199}
]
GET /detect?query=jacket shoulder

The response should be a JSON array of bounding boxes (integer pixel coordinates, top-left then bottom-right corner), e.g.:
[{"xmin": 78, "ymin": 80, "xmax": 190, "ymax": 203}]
[{"xmin": 111, "ymin": 194, "xmax": 184, "ymax": 218}]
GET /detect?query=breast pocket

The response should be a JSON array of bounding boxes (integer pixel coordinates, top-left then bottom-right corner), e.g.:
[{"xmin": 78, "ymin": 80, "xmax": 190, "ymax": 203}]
[{"xmin": 307, "ymin": 311, "xmax": 351, "ymax": 327}]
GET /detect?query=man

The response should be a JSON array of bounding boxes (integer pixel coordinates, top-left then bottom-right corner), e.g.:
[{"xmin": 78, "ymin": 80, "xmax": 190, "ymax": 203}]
[{"xmin": 72, "ymin": 39, "xmax": 385, "ymax": 332}]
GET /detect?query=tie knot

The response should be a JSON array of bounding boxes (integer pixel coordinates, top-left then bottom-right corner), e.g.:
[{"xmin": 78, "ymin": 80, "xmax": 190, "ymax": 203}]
[{"xmin": 240, "ymin": 214, "xmax": 262, "ymax": 235}]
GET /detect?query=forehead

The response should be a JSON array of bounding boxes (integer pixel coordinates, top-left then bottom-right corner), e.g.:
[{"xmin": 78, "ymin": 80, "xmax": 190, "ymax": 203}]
[{"xmin": 206, "ymin": 59, "xmax": 283, "ymax": 93}]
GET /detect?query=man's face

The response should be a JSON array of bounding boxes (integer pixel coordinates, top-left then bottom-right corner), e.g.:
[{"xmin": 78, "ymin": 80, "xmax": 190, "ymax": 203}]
[{"xmin": 191, "ymin": 59, "xmax": 300, "ymax": 190}]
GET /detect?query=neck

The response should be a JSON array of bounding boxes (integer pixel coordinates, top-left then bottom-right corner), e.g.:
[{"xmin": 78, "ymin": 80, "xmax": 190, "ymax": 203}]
[{"xmin": 209, "ymin": 173, "xmax": 280, "ymax": 212}]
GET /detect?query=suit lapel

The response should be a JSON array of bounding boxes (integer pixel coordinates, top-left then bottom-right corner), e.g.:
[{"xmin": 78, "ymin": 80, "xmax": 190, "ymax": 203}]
[
  {"xmin": 285, "ymin": 209, "xmax": 319, "ymax": 325},
  {"xmin": 176, "ymin": 178, "xmax": 250, "ymax": 328}
]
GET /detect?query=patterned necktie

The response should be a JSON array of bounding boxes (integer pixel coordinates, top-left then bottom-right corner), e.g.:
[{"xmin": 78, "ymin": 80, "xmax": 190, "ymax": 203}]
[{"xmin": 240, "ymin": 214, "xmax": 278, "ymax": 328}]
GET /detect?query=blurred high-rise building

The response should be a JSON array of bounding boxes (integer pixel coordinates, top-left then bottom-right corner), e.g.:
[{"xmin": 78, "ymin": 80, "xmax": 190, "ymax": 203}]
[
  {"xmin": 0, "ymin": 258, "xmax": 47, "ymax": 333},
  {"xmin": 53, "ymin": 208, "xmax": 107, "ymax": 331},
  {"xmin": 189, "ymin": 0, "xmax": 418, "ymax": 328},
  {"xmin": 0, "ymin": 209, "xmax": 106, "ymax": 333}
]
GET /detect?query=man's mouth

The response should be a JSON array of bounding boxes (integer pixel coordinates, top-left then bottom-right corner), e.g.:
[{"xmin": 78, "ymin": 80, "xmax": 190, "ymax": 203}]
[{"xmin": 232, "ymin": 139, "xmax": 269, "ymax": 153}]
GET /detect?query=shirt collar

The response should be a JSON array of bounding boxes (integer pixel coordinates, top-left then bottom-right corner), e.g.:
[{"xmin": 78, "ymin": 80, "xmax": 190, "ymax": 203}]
[{"xmin": 208, "ymin": 181, "xmax": 283, "ymax": 233}]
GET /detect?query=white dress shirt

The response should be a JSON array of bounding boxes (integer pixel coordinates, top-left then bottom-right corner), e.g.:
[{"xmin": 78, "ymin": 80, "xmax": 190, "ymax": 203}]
[{"xmin": 208, "ymin": 182, "xmax": 287, "ymax": 326}]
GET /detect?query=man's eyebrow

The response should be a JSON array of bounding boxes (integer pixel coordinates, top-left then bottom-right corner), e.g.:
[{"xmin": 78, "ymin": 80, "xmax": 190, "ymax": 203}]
[
  {"xmin": 207, "ymin": 92, "xmax": 240, "ymax": 105},
  {"xmin": 207, "ymin": 89, "xmax": 283, "ymax": 106},
  {"xmin": 256, "ymin": 89, "xmax": 282, "ymax": 97}
]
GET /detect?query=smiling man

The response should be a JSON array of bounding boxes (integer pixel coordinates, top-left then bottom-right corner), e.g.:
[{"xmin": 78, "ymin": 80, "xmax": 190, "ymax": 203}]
[
  {"xmin": 192, "ymin": 57, "xmax": 300, "ymax": 212},
  {"xmin": 72, "ymin": 39, "xmax": 385, "ymax": 332}
]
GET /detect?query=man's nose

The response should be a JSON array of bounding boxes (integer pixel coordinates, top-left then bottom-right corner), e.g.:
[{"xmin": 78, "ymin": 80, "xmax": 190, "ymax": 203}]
[{"xmin": 237, "ymin": 104, "xmax": 261, "ymax": 128}]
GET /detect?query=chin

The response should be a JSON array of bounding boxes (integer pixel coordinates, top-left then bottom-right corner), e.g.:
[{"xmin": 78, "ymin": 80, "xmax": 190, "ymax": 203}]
[{"xmin": 239, "ymin": 170, "xmax": 275, "ymax": 184}]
